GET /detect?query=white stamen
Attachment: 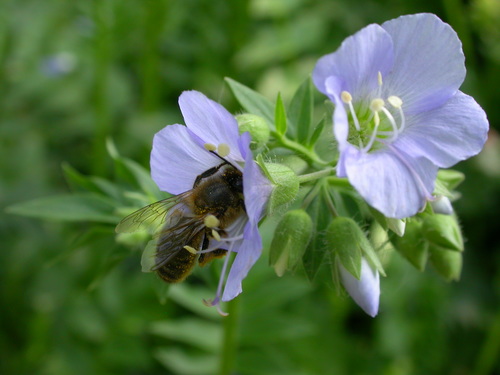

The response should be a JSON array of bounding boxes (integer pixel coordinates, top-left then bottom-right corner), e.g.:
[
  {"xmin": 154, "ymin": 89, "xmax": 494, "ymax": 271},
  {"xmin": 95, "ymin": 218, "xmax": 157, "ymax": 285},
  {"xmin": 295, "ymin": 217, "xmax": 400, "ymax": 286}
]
[
  {"xmin": 341, "ymin": 91, "xmax": 352, "ymax": 103},
  {"xmin": 217, "ymin": 143, "xmax": 230, "ymax": 157},
  {"xmin": 183, "ymin": 245, "xmax": 198, "ymax": 254},
  {"xmin": 370, "ymin": 98, "xmax": 385, "ymax": 112},
  {"xmin": 204, "ymin": 215, "xmax": 220, "ymax": 228},
  {"xmin": 204, "ymin": 143, "xmax": 217, "ymax": 151},
  {"xmin": 387, "ymin": 96, "xmax": 402, "ymax": 108},
  {"xmin": 211, "ymin": 229, "xmax": 221, "ymax": 242},
  {"xmin": 377, "ymin": 71, "xmax": 383, "ymax": 87},
  {"xmin": 363, "ymin": 113, "xmax": 380, "ymax": 153},
  {"xmin": 381, "ymin": 107, "xmax": 399, "ymax": 140}
]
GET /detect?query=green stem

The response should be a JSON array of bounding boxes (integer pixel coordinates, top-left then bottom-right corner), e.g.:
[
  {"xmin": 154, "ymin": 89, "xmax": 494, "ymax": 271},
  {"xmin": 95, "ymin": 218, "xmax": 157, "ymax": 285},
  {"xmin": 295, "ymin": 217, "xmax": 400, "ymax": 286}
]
[
  {"xmin": 272, "ymin": 131, "xmax": 328, "ymax": 166},
  {"xmin": 219, "ymin": 297, "xmax": 240, "ymax": 375},
  {"xmin": 298, "ymin": 168, "xmax": 335, "ymax": 184}
]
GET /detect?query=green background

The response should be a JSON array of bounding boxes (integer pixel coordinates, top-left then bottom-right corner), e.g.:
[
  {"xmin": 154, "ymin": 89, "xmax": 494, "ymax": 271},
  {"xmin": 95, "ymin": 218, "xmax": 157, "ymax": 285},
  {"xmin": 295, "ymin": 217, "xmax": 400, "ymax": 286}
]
[{"xmin": 1, "ymin": 0, "xmax": 499, "ymax": 374}]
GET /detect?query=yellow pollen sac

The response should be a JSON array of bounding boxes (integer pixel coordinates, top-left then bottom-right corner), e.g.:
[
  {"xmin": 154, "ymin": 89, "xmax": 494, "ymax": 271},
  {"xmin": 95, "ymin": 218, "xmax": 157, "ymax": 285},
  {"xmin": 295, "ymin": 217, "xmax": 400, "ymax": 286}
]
[
  {"xmin": 388, "ymin": 96, "xmax": 403, "ymax": 108},
  {"xmin": 183, "ymin": 245, "xmax": 198, "ymax": 254},
  {"xmin": 211, "ymin": 229, "xmax": 221, "ymax": 242},
  {"xmin": 341, "ymin": 91, "xmax": 353, "ymax": 103},
  {"xmin": 217, "ymin": 143, "xmax": 230, "ymax": 157},
  {"xmin": 204, "ymin": 143, "xmax": 217, "ymax": 151},
  {"xmin": 370, "ymin": 98, "xmax": 385, "ymax": 112},
  {"xmin": 377, "ymin": 71, "xmax": 383, "ymax": 86},
  {"xmin": 204, "ymin": 214, "xmax": 220, "ymax": 228}
]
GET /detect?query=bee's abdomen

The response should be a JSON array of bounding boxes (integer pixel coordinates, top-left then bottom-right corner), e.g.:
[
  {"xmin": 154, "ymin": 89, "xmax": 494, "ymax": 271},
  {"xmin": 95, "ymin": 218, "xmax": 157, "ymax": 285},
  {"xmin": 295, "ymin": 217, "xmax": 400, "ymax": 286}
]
[{"xmin": 156, "ymin": 249, "xmax": 197, "ymax": 283}]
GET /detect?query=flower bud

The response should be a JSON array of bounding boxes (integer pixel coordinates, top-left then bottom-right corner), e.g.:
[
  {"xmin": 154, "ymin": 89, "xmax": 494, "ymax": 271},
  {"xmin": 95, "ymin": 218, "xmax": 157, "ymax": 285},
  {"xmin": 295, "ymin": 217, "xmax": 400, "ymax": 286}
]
[
  {"xmin": 261, "ymin": 162, "xmax": 299, "ymax": 214},
  {"xmin": 386, "ymin": 217, "xmax": 406, "ymax": 237},
  {"xmin": 326, "ymin": 217, "xmax": 375, "ymax": 279},
  {"xmin": 431, "ymin": 196, "xmax": 453, "ymax": 215},
  {"xmin": 338, "ymin": 257, "xmax": 380, "ymax": 317},
  {"xmin": 429, "ymin": 244, "xmax": 462, "ymax": 281},
  {"xmin": 422, "ymin": 214, "xmax": 464, "ymax": 251},
  {"xmin": 394, "ymin": 220, "xmax": 428, "ymax": 271},
  {"xmin": 269, "ymin": 209, "xmax": 313, "ymax": 276},
  {"xmin": 236, "ymin": 114, "xmax": 270, "ymax": 149}
]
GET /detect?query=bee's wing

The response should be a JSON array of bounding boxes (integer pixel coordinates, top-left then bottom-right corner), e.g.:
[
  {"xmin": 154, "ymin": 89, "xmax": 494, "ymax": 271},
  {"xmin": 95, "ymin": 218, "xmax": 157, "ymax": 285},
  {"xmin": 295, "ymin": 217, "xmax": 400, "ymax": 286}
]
[
  {"xmin": 153, "ymin": 216, "xmax": 206, "ymax": 270},
  {"xmin": 115, "ymin": 193, "xmax": 189, "ymax": 234}
]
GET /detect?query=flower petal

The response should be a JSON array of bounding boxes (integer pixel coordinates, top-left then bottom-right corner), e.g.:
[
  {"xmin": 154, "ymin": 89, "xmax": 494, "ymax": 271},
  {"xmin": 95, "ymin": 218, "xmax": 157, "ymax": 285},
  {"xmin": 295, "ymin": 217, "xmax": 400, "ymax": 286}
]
[
  {"xmin": 396, "ymin": 91, "xmax": 489, "ymax": 168},
  {"xmin": 242, "ymin": 139, "xmax": 273, "ymax": 224},
  {"xmin": 150, "ymin": 124, "xmax": 221, "ymax": 194},
  {"xmin": 343, "ymin": 144, "xmax": 438, "ymax": 218},
  {"xmin": 325, "ymin": 76, "xmax": 349, "ymax": 149},
  {"xmin": 313, "ymin": 24, "xmax": 394, "ymax": 98},
  {"xmin": 222, "ymin": 222, "xmax": 262, "ymax": 301},
  {"xmin": 179, "ymin": 91, "xmax": 244, "ymax": 162},
  {"xmin": 339, "ymin": 258, "xmax": 380, "ymax": 317},
  {"xmin": 381, "ymin": 13, "xmax": 465, "ymax": 114}
]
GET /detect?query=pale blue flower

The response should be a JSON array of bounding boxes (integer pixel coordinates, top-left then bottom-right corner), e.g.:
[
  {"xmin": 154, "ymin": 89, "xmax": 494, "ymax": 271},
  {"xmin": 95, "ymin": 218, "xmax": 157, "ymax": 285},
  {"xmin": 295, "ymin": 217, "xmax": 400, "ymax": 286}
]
[
  {"xmin": 151, "ymin": 91, "xmax": 272, "ymax": 311},
  {"xmin": 313, "ymin": 13, "xmax": 488, "ymax": 218},
  {"xmin": 339, "ymin": 258, "xmax": 380, "ymax": 317}
]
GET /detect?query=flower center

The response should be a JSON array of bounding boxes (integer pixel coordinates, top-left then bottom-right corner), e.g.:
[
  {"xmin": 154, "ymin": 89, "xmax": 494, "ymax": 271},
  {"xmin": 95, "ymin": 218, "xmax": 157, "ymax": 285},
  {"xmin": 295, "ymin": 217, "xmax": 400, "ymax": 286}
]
[{"xmin": 340, "ymin": 72, "xmax": 405, "ymax": 152}]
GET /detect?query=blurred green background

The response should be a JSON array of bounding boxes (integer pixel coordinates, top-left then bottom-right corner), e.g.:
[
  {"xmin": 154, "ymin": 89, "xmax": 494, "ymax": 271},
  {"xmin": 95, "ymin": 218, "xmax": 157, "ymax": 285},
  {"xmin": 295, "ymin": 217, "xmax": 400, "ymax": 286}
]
[{"xmin": 1, "ymin": 0, "xmax": 499, "ymax": 374}]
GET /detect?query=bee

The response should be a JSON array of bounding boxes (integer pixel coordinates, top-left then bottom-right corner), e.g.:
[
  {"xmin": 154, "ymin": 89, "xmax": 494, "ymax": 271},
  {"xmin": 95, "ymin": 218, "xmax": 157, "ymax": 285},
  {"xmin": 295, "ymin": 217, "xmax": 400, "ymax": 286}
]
[{"xmin": 116, "ymin": 156, "xmax": 245, "ymax": 283}]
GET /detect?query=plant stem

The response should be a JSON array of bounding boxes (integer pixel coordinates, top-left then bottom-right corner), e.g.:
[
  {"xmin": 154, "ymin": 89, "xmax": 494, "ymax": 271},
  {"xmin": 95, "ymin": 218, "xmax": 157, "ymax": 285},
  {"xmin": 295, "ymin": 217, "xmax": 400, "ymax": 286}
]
[
  {"xmin": 219, "ymin": 297, "xmax": 240, "ymax": 375},
  {"xmin": 271, "ymin": 131, "xmax": 328, "ymax": 166},
  {"xmin": 298, "ymin": 168, "xmax": 335, "ymax": 184}
]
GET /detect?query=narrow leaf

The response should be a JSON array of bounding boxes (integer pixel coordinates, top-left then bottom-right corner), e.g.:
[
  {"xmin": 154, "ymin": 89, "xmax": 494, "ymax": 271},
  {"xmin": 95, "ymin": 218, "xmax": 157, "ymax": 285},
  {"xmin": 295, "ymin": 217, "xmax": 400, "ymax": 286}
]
[
  {"xmin": 274, "ymin": 92, "xmax": 287, "ymax": 135},
  {"xmin": 289, "ymin": 77, "xmax": 313, "ymax": 143},
  {"xmin": 6, "ymin": 194, "xmax": 119, "ymax": 223},
  {"xmin": 307, "ymin": 116, "xmax": 326, "ymax": 148},
  {"xmin": 225, "ymin": 77, "xmax": 275, "ymax": 128}
]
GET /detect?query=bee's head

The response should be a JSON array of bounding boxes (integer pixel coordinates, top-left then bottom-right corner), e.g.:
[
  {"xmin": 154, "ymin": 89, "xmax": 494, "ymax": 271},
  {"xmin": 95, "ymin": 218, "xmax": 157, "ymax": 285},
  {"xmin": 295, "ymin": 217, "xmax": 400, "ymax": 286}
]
[{"xmin": 222, "ymin": 168, "xmax": 243, "ymax": 193}]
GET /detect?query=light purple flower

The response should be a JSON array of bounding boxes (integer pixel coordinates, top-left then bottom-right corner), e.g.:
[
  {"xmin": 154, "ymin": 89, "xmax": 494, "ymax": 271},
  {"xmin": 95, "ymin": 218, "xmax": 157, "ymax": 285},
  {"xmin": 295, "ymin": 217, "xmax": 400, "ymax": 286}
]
[
  {"xmin": 313, "ymin": 13, "xmax": 489, "ymax": 219},
  {"xmin": 339, "ymin": 258, "xmax": 380, "ymax": 317},
  {"xmin": 151, "ymin": 90, "xmax": 273, "ymax": 311}
]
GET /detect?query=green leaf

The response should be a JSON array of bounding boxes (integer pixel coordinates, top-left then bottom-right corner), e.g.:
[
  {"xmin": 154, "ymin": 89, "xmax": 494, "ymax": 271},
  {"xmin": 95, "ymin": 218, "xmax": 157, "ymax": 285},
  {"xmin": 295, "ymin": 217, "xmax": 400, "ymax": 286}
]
[
  {"xmin": 302, "ymin": 195, "xmax": 329, "ymax": 281},
  {"xmin": 288, "ymin": 77, "xmax": 313, "ymax": 143},
  {"xmin": 224, "ymin": 77, "xmax": 275, "ymax": 128},
  {"xmin": 274, "ymin": 92, "xmax": 287, "ymax": 135},
  {"xmin": 6, "ymin": 194, "xmax": 119, "ymax": 223},
  {"xmin": 149, "ymin": 319, "xmax": 221, "ymax": 352},
  {"xmin": 62, "ymin": 163, "xmax": 102, "ymax": 193},
  {"xmin": 307, "ymin": 116, "xmax": 326, "ymax": 148}
]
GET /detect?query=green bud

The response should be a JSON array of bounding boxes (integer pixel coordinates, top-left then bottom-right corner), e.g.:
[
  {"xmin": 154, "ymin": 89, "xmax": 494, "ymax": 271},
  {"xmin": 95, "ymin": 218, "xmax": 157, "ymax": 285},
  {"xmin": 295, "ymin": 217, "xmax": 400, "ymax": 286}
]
[
  {"xmin": 236, "ymin": 114, "xmax": 270, "ymax": 149},
  {"xmin": 269, "ymin": 209, "xmax": 313, "ymax": 277},
  {"xmin": 260, "ymin": 162, "xmax": 299, "ymax": 214},
  {"xmin": 422, "ymin": 214, "xmax": 464, "ymax": 251},
  {"xmin": 429, "ymin": 244, "xmax": 463, "ymax": 281},
  {"xmin": 394, "ymin": 220, "xmax": 428, "ymax": 271},
  {"xmin": 386, "ymin": 217, "xmax": 406, "ymax": 237},
  {"xmin": 326, "ymin": 217, "xmax": 384, "ymax": 279},
  {"xmin": 279, "ymin": 155, "xmax": 309, "ymax": 175},
  {"xmin": 437, "ymin": 169, "xmax": 465, "ymax": 191}
]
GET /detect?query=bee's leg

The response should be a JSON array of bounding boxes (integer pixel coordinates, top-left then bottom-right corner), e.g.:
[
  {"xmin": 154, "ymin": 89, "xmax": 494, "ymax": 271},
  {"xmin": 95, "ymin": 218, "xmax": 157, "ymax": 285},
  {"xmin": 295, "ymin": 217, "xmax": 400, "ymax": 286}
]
[
  {"xmin": 198, "ymin": 233, "xmax": 227, "ymax": 267},
  {"xmin": 193, "ymin": 162, "xmax": 226, "ymax": 187}
]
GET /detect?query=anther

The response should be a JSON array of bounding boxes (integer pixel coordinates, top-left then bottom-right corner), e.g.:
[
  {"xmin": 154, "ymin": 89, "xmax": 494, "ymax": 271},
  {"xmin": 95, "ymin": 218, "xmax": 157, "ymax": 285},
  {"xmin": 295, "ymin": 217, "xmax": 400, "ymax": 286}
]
[
  {"xmin": 204, "ymin": 143, "xmax": 217, "ymax": 151},
  {"xmin": 204, "ymin": 215, "xmax": 220, "ymax": 228},
  {"xmin": 217, "ymin": 143, "xmax": 230, "ymax": 157},
  {"xmin": 370, "ymin": 98, "xmax": 385, "ymax": 112},
  {"xmin": 211, "ymin": 229, "xmax": 221, "ymax": 242},
  {"xmin": 341, "ymin": 91, "xmax": 352, "ymax": 103},
  {"xmin": 388, "ymin": 96, "xmax": 403, "ymax": 108},
  {"xmin": 183, "ymin": 245, "xmax": 198, "ymax": 254}
]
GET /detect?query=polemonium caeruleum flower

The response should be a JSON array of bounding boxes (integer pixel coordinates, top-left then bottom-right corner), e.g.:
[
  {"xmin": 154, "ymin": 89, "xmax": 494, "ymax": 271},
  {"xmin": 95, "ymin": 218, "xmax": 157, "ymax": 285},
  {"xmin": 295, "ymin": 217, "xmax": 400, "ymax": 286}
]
[
  {"xmin": 151, "ymin": 91, "xmax": 273, "ymax": 312},
  {"xmin": 313, "ymin": 13, "xmax": 489, "ymax": 219},
  {"xmin": 339, "ymin": 258, "xmax": 380, "ymax": 317}
]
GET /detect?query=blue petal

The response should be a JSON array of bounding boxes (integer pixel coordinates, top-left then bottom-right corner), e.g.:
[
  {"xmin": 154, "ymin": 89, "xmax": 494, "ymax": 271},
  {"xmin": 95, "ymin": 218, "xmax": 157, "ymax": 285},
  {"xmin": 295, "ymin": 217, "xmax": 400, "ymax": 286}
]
[
  {"xmin": 325, "ymin": 76, "xmax": 349, "ymax": 149},
  {"xmin": 396, "ymin": 91, "xmax": 489, "ymax": 168},
  {"xmin": 313, "ymin": 24, "xmax": 394, "ymax": 99},
  {"xmin": 381, "ymin": 14, "xmax": 465, "ymax": 114},
  {"xmin": 339, "ymin": 258, "xmax": 380, "ymax": 317},
  {"xmin": 222, "ymin": 222, "xmax": 262, "ymax": 301},
  {"xmin": 242, "ymin": 139, "xmax": 273, "ymax": 224},
  {"xmin": 179, "ymin": 91, "xmax": 244, "ymax": 162},
  {"xmin": 150, "ymin": 124, "xmax": 221, "ymax": 194},
  {"xmin": 343, "ymin": 144, "xmax": 438, "ymax": 218}
]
